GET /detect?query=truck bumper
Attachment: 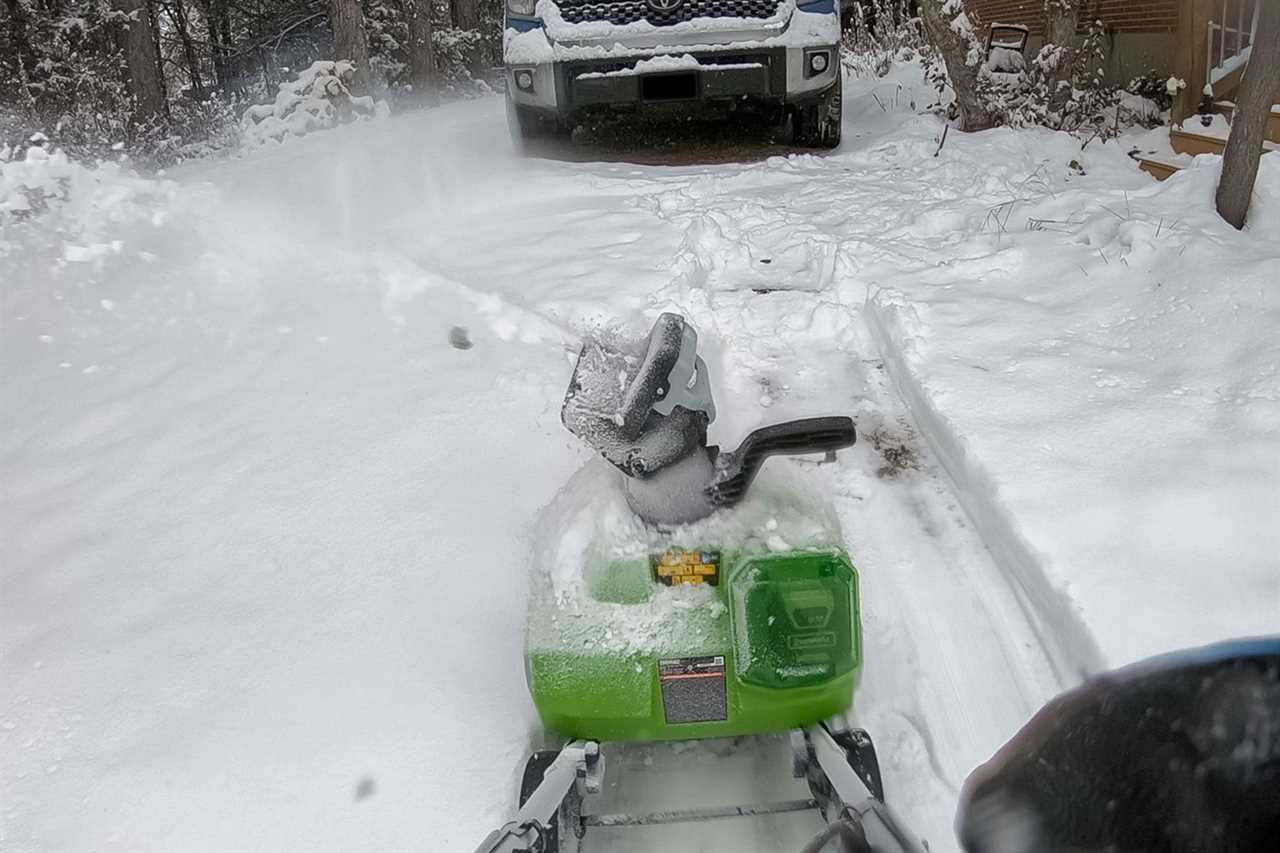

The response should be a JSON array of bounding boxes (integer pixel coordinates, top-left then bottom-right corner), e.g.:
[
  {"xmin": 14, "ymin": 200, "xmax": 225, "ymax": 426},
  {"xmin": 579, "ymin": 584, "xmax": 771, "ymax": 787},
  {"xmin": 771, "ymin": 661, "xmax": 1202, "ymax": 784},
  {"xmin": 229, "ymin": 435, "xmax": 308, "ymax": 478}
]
[{"xmin": 506, "ymin": 44, "xmax": 840, "ymax": 118}]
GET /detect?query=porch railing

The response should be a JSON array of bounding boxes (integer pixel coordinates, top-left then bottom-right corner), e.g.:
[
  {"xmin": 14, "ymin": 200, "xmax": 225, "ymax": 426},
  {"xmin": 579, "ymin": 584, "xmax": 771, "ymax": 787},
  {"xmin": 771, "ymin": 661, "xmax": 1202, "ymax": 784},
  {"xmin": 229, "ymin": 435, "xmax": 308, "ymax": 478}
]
[{"xmin": 1207, "ymin": 0, "xmax": 1260, "ymax": 86}]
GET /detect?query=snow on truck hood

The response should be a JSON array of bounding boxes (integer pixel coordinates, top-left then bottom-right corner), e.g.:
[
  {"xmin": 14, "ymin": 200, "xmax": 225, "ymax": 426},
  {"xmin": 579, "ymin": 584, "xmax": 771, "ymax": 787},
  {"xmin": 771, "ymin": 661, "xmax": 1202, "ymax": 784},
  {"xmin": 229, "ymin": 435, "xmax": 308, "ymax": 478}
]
[{"xmin": 505, "ymin": 2, "xmax": 840, "ymax": 64}]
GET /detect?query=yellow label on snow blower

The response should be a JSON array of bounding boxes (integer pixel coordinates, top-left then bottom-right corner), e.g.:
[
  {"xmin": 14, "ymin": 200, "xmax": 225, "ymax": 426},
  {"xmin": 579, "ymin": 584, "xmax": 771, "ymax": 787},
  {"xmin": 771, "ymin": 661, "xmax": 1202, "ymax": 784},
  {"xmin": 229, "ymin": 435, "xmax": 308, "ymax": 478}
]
[{"xmin": 651, "ymin": 549, "xmax": 720, "ymax": 586}]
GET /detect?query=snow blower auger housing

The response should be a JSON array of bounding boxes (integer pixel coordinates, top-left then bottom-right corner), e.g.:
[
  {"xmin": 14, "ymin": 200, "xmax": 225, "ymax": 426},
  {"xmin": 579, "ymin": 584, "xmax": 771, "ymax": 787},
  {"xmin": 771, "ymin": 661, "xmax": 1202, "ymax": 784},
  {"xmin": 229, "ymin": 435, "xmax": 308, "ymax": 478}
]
[
  {"xmin": 473, "ymin": 314, "xmax": 928, "ymax": 853},
  {"xmin": 533, "ymin": 312, "xmax": 863, "ymax": 742}
]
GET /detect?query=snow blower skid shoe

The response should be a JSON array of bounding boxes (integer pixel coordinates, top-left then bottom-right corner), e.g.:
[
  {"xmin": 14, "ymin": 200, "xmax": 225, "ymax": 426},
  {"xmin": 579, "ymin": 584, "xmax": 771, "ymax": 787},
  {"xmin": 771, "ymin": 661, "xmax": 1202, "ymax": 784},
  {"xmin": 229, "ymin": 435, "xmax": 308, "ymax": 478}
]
[{"xmin": 476, "ymin": 314, "xmax": 927, "ymax": 852}]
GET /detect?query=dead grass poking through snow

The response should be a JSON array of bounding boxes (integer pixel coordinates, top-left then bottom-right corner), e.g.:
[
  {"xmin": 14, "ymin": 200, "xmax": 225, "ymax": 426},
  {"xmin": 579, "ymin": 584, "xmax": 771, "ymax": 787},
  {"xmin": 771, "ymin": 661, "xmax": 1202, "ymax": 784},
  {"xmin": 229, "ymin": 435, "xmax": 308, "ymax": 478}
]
[{"xmin": 867, "ymin": 424, "xmax": 921, "ymax": 478}]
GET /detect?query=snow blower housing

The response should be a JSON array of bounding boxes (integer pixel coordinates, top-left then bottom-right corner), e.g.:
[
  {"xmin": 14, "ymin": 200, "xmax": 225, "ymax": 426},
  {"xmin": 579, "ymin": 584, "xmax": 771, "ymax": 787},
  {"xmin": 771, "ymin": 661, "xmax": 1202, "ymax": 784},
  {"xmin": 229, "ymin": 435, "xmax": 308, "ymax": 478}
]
[
  {"xmin": 528, "ymin": 313, "xmax": 861, "ymax": 741},
  {"xmin": 475, "ymin": 314, "xmax": 928, "ymax": 853}
]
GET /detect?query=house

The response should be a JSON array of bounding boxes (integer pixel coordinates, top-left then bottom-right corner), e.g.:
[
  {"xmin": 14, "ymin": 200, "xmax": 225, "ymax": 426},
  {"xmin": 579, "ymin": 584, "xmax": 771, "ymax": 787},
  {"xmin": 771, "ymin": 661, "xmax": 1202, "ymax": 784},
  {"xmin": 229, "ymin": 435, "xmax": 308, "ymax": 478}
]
[
  {"xmin": 964, "ymin": 0, "xmax": 1277, "ymax": 179},
  {"xmin": 965, "ymin": 1, "xmax": 1179, "ymax": 89}
]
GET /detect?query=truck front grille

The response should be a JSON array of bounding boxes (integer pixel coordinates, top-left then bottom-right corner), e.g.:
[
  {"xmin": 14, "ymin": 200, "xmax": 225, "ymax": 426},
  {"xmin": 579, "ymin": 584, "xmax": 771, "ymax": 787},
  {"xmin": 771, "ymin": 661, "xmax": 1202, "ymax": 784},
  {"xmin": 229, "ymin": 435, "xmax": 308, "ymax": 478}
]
[{"xmin": 555, "ymin": 0, "xmax": 784, "ymax": 27}]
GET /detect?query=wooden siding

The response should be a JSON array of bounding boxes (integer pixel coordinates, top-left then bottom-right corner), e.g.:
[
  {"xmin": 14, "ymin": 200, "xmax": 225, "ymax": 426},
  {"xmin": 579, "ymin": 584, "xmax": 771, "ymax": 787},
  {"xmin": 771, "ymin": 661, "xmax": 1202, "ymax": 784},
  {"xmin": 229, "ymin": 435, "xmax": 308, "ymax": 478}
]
[{"xmin": 965, "ymin": 0, "xmax": 1181, "ymax": 36}]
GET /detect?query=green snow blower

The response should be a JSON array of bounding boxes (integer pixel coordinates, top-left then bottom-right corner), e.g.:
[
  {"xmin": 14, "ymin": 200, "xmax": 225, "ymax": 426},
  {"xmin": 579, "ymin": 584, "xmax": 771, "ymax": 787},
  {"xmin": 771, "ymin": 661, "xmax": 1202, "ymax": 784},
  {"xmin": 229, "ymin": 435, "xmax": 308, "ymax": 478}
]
[{"xmin": 477, "ymin": 313, "xmax": 926, "ymax": 853}]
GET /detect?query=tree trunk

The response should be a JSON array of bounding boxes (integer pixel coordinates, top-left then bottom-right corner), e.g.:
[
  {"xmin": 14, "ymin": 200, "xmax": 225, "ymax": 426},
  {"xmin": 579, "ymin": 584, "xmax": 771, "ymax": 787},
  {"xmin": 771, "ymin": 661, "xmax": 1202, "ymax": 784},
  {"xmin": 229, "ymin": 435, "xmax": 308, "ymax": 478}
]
[
  {"xmin": 258, "ymin": 48, "xmax": 274, "ymax": 91},
  {"xmin": 1215, "ymin": 0, "xmax": 1280, "ymax": 230},
  {"xmin": 1041, "ymin": 0, "xmax": 1082, "ymax": 118},
  {"xmin": 406, "ymin": 0, "xmax": 437, "ymax": 102},
  {"xmin": 450, "ymin": 0, "xmax": 480, "ymax": 31},
  {"xmin": 329, "ymin": 0, "xmax": 372, "ymax": 94},
  {"xmin": 196, "ymin": 0, "xmax": 230, "ymax": 93},
  {"xmin": 145, "ymin": 0, "xmax": 170, "ymax": 117},
  {"xmin": 114, "ymin": 0, "xmax": 168, "ymax": 120},
  {"xmin": 165, "ymin": 0, "xmax": 205, "ymax": 98},
  {"xmin": 917, "ymin": 0, "xmax": 996, "ymax": 131},
  {"xmin": 218, "ymin": 4, "xmax": 235, "ymax": 92}
]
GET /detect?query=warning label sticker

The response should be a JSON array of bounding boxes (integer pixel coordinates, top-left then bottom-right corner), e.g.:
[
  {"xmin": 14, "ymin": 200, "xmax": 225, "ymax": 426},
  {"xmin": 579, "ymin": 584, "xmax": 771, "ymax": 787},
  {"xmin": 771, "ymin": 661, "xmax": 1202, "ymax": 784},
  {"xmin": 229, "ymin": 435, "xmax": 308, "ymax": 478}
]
[
  {"xmin": 650, "ymin": 549, "xmax": 721, "ymax": 586},
  {"xmin": 659, "ymin": 655, "xmax": 726, "ymax": 679},
  {"xmin": 658, "ymin": 656, "xmax": 727, "ymax": 724}
]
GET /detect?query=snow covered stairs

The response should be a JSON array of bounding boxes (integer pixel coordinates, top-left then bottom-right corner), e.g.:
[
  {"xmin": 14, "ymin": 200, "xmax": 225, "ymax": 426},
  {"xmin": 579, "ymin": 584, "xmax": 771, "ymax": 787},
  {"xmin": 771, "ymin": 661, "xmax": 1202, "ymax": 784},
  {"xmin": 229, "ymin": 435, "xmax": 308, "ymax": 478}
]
[
  {"xmin": 1213, "ymin": 99, "xmax": 1280, "ymax": 143},
  {"xmin": 1138, "ymin": 97, "xmax": 1280, "ymax": 181},
  {"xmin": 1136, "ymin": 154, "xmax": 1184, "ymax": 182}
]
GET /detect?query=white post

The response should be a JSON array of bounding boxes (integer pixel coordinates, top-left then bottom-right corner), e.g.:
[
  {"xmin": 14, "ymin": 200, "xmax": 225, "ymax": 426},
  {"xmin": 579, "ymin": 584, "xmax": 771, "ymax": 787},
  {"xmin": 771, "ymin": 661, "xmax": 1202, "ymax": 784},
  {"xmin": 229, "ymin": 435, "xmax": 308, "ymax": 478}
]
[
  {"xmin": 1237, "ymin": 0, "xmax": 1244, "ymax": 56},
  {"xmin": 1220, "ymin": 0, "xmax": 1227, "ymax": 68}
]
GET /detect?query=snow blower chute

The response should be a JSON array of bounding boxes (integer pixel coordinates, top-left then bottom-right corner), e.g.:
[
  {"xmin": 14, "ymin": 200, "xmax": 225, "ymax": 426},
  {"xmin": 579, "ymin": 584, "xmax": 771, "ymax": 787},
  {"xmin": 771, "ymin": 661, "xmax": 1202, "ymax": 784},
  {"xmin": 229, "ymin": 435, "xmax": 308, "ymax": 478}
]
[{"xmin": 476, "ymin": 314, "xmax": 927, "ymax": 853}]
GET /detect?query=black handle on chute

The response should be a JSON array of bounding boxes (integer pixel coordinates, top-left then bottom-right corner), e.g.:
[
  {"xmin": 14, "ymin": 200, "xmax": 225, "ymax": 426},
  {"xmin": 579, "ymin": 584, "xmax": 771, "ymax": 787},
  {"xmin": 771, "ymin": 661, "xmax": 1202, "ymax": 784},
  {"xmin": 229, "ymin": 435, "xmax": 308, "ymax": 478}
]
[{"xmin": 706, "ymin": 416, "xmax": 856, "ymax": 508}]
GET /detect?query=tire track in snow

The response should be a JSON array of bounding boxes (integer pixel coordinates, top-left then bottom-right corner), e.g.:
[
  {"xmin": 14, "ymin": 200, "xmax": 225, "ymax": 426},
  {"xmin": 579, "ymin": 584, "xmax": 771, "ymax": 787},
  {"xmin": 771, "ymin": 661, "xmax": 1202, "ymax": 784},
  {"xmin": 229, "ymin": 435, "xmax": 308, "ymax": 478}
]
[{"xmin": 862, "ymin": 294, "xmax": 1106, "ymax": 684}]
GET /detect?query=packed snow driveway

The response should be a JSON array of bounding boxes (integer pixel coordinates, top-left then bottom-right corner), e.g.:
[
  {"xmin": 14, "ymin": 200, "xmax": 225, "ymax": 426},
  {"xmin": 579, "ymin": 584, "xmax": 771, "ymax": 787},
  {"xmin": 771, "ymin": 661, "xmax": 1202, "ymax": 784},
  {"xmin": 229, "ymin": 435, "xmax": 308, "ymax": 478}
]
[{"xmin": 5, "ymin": 65, "xmax": 1277, "ymax": 853}]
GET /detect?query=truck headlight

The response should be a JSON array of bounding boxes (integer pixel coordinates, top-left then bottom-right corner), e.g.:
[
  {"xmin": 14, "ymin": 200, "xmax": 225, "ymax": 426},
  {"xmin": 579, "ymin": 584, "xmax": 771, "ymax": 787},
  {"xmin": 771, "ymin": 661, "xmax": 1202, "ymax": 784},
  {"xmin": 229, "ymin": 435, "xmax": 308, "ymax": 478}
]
[
  {"xmin": 507, "ymin": 0, "xmax": 538, "ymax": 15},
  {"xmin": 810, "ymin": 52, "xmax": 828, "ymax": 73}
]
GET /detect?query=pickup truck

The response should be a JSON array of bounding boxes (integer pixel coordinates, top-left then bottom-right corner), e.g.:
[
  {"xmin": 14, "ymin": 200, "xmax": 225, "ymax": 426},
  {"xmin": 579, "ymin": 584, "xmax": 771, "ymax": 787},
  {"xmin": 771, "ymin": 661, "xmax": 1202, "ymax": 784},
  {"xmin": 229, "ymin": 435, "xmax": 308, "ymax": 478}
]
[{"xmin": 503, "ymin": 0, "xmax": 843, "ymax": 147}]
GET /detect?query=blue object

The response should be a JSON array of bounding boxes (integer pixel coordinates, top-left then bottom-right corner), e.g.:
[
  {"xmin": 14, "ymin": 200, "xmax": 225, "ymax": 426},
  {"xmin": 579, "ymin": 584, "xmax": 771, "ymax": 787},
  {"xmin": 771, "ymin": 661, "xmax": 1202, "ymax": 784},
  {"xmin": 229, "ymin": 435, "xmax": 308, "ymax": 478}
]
[
  {"xmin": 506, "ymin": 17, "xmax": 544, "ymax": 33},
  {"xmin": 797, "ymin": 0, "xmax": 836, "ymax": 14},
  {"xmin": 1119, "ymin": 634, "xmax": 1280, "ymax": 677}
]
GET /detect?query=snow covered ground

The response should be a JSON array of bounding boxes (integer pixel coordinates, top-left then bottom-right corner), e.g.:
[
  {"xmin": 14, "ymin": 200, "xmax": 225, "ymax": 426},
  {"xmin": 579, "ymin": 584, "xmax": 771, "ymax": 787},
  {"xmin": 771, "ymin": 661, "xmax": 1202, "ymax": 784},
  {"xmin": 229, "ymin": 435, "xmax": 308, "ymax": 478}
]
[{"xmin": 4, "ymin": 61, "xmax": 1278, "ymax": 852}]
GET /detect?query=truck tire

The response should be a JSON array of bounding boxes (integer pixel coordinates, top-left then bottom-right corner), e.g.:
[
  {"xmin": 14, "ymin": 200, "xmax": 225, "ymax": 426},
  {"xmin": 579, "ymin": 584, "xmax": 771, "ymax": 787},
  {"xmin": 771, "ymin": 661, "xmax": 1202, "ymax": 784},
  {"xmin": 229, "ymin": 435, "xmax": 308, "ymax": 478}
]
[
  {"xmin": 506, "ymin": 98, "xmax": 570, "ymax": 149},
  {"xmin": 791, "ymin": 75, "xmax": 842, "ymax": 149}
]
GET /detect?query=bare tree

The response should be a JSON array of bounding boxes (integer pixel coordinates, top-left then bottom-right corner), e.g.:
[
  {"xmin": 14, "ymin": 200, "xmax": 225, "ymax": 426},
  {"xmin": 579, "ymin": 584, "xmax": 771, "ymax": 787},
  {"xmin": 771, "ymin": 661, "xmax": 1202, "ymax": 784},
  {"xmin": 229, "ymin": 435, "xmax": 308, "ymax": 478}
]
[
  {"xmin": 198, "ymin": 0, "xmax": 233, "ymax": 94},
  {"xmin": 1216, "ymin": 0, "xmax": 1280, "ymax": 230},
  {"xmin": 329, "ymin": 0, "xmax": 371, "ymax": 94},
  {"xmin": 917, "ymin": 0, "xmax": 996, "ymax": 131},
  {"xmin": 114, "ymin": 0, "xmax": 168, "ymax": 119},
  {"xmin": 406, "ymin": 0, "xmax": 436, "ymax": 103},
  {"xmin": 163, "ymin": 0, "xmax": 205, "ymax": 97}
]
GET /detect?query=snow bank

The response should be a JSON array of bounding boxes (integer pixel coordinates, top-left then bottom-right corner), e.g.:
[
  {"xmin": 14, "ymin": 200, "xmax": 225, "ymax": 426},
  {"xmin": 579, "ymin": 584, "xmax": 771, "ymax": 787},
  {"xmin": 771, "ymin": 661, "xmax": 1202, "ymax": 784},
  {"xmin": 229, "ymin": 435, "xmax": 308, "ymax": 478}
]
[{"xmin": 865, "ymin": 152, "xmax": 1280, "ymax": 672}]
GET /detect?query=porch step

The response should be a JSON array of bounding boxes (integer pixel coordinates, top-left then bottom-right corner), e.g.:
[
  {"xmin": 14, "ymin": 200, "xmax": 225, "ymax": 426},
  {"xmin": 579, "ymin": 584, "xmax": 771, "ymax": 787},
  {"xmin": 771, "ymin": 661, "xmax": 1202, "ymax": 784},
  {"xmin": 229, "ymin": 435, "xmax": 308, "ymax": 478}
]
[
  {"xmin": 1171, "ymin": 127, "xmax": 1227, "ymax": 156},
  {"xmin": 1212, "ymin": 101, "xmax": 1280, "ymax": 144},
  {"xmin": 1137, "ymin": 154, "xmax": 1186, "ymax": 181},
  {"xmin": 1171, "ymin": 126, "xmax": 1280, "ymax": 157}
]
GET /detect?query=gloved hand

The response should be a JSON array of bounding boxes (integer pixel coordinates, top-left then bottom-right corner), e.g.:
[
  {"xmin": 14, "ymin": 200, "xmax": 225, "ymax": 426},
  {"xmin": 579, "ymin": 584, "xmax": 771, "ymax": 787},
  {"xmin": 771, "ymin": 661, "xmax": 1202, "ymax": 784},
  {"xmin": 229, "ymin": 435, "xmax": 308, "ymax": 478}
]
[{"xmin": 956, "ymin": 639, "xmax": 1280, "ymax": 853}]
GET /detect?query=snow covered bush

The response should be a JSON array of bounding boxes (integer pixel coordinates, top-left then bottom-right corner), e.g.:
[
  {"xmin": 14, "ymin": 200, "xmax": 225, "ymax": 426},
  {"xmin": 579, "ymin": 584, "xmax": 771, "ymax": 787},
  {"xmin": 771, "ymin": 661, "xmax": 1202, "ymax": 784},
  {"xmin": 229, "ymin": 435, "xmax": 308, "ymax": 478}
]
[
  {"xmin": 364, "ymin": 0, "xmax": 501, "ymax": 102},
  {"xmin": 1004, "ymin": 17, "xmax": 1115, "ymax": 133},
  {"xmin": 1109, "ymin": 90, "xmax": 1165, "ymax": 129},
  {"xmin": 0, "ymin": 0, "xmax": 246, "ymax": 168},
  {"xmin": 153, "ymin": 95, "xmax": 244, "ymax": 163},
  {"xmin": 241, "ymin": 61, "xmax": 387, "ymax": 148},
  {"xmin": 366, "ymin": 0, "xmax": 414, "ymax": 97},
  {"xmin": 434, "ymin": 27, "xmax": 497, "ymax": 96},
  {"xmin": 0, "ymin": 0, "xmax": 134, "ymax": 161},
  {"xmin": 841, "ymin": 0, "xmax": 927, "ymax": 79},
  {"xmin": 913, "ymin": 0, "xmax": 1127, "ymax": 137},
  {"xmin": 1125, "ymin": 72, "xmax": 1178, "ymax": 115}
]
